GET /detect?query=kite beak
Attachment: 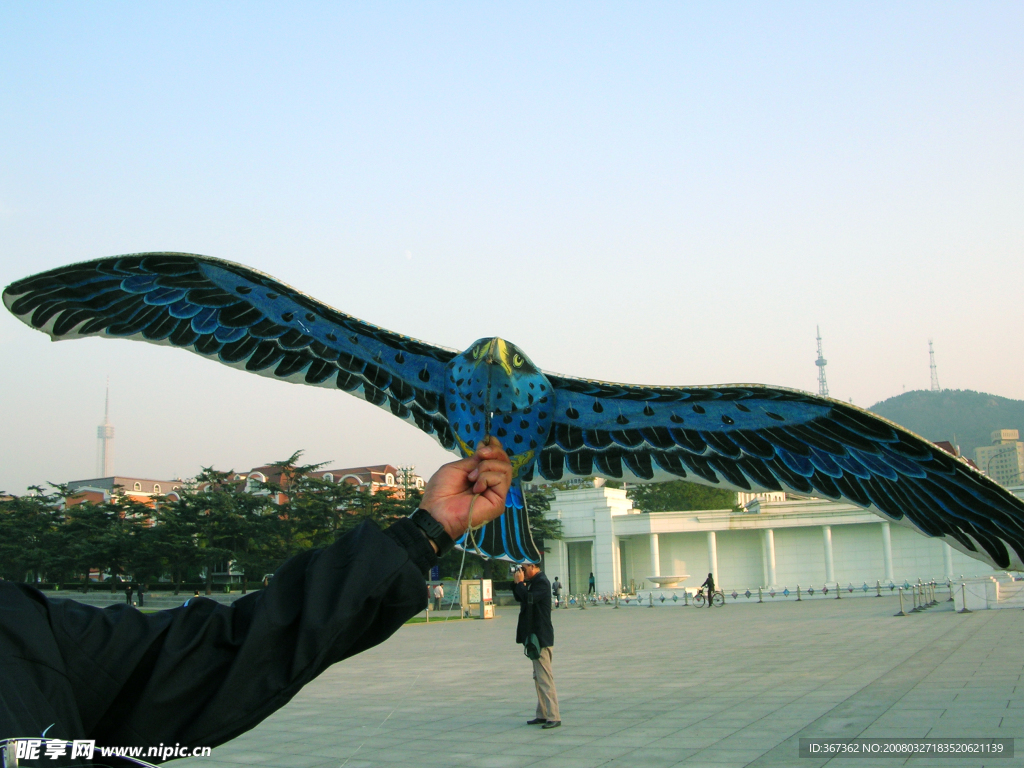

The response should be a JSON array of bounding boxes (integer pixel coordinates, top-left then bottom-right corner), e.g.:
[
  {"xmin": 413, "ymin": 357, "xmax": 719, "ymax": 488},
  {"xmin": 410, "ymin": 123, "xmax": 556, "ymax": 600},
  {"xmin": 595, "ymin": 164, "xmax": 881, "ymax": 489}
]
[{"xmin": 484, "ymin": 337, "xmax": 513, "ymax": 377}]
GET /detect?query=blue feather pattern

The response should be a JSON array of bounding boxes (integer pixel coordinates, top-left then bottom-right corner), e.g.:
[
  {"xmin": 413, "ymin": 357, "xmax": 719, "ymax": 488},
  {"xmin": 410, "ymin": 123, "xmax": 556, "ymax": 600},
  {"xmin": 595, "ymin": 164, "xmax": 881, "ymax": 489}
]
[{"xmin": 6, "ymin": 252, "xmax": 1024, "ymax": 569}]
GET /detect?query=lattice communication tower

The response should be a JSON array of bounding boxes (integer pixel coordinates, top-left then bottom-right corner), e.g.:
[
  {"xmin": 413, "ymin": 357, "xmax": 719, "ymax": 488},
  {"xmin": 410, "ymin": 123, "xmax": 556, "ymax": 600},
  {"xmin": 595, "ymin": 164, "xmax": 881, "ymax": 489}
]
[
  {"xmin": 815, "ymin": 326, "xmax": 829, "ymax": 397},
  {"xmin": 929, "ymin": 340, "xmax": 941, "ymax": 392}
]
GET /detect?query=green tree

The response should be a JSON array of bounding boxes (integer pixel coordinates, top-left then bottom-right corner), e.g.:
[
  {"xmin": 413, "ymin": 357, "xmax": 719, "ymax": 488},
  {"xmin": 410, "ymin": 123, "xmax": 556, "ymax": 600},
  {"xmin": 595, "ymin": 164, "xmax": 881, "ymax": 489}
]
[
  {"xmin": 627, "ymin": 480, "xmax": 736, "ymax": 512},
  {"xmin": 150, "ymin": 499, "xmax": 203, "ymax": 594},
  {"xmin": 0, "ymin": 487, "xmax": 64, "ymax": 582}
]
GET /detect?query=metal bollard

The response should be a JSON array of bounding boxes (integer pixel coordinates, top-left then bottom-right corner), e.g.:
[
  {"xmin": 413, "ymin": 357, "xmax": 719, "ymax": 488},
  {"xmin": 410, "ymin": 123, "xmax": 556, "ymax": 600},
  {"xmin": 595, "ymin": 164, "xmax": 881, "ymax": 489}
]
[
  {"xmin": 758, "ymin": 586, "xmax": 763, "ymax": 603},
  {"xmin": 683, "ymin": 589, "xmax": 689, "ymax": 606},
  {"xmin": 947, "ymin": 579, "xmax": 955, "ymax": 602},
  {"xmin": 931, "ymin": 581, "xmax": 938, "ymax": 606},
  {"xmin": 795, "ymin": 584, "xmax": 802, "ymax": 601},
  {"xmin": 613, "ymin": 594, "xmax": 619, "ymax": 609},
  {"xmin": 895, "ymin": 587, "xmax": 907, "ymax": 616},
  {"xmin": 836, "ymin": 581, "xmax": 841, "ymax": 600},
  {"xmin": 875, "ymin": 579, "xmax": 882, "ymax": 597},
  {"xmin": 958, "ymin": 583, "xmax": 972, "ymax": 614},
  {"xmin": 580, "ymin": 592, "xmax": 587, "ymax": 610},
  {"xmin": 910, "ymin": 584, "xmax": 922, "ymax": 612}
]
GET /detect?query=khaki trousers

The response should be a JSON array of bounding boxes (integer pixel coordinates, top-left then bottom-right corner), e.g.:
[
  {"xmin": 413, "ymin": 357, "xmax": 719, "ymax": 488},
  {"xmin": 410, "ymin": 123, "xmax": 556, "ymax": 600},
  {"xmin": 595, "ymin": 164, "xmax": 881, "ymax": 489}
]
[{"xmin": 531, "ymin": 646, "xmax": 560, "ymax": 721}]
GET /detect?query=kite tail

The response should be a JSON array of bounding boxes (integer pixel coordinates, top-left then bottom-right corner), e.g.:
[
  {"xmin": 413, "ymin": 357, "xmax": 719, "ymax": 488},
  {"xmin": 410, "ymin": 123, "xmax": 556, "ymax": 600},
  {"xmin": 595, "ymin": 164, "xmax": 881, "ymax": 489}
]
[{"xmin": 456, "ymin": 479, "xmax": 541, "ymax": 563}]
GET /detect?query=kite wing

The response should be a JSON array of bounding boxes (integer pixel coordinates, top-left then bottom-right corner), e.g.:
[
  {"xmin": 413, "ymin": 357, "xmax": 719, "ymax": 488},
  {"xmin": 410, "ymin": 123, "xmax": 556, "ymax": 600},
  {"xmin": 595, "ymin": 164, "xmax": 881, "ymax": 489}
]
[
  {"xmin": 534, "ymin": 374, "xmax": 1024, "ymax": 571},
  {"xmin": 2, "ymin": 252, "xmax": 462, "ymax": 453}
]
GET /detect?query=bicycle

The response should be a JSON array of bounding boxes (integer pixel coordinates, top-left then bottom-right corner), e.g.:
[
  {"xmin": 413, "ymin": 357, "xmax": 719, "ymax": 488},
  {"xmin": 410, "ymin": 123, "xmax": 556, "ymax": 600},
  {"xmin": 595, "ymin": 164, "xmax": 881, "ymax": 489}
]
[{"xmin": 692, "ymin": 587, "xmax": 725, "ymax": 607}]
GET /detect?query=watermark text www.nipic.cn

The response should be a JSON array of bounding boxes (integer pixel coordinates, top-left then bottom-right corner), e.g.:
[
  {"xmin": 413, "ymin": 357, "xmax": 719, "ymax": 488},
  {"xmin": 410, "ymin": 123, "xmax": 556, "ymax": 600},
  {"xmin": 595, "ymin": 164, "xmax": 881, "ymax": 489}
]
[{"xmin": 12, "ymin": 738, "xmax": 212, "ymax": 761}]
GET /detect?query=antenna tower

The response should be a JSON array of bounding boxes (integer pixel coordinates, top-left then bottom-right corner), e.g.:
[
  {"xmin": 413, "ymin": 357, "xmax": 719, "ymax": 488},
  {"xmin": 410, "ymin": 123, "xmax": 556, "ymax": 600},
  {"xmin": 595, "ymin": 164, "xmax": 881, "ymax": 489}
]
[
  {"xmin": 815, "ymin": 326, "xmax": 829, "ymax": 397},
  {"xmin": 929, "ymin": 340, "xmax": 941, "ymax": 392},
  {"xmin": 96, "ymin": 379, "xmax": 115, "ymax": 477}
]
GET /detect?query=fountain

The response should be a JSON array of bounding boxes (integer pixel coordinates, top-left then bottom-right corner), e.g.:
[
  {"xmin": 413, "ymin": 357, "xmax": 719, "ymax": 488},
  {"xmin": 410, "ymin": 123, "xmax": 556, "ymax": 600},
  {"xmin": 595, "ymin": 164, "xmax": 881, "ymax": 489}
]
[{"xmin": 647, "ymin": 575, "xmax": 689, "ymax": 588}]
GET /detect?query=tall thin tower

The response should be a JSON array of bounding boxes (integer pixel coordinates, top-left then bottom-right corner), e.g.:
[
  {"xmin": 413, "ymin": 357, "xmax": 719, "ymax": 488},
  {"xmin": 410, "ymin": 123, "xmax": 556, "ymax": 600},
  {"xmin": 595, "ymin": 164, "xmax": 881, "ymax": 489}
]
[
  {"xmin": 929, "ymin": 340, "xmax": 941, "ymax": 392},
  {"xmin": 815, "ymin": 326, "xmax": 829, "ymax": 397},
  {"xmin": 96, "ymin": 380, "xmax": 114, "ymax": 477}
]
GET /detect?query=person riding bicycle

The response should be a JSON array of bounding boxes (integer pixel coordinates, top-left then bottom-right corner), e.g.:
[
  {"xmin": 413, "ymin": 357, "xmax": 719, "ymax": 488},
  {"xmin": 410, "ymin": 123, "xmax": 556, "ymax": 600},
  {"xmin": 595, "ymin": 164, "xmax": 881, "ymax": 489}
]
[{"xmin": 700, "ymin": 572, "xmax": 715, "ymax": 608}]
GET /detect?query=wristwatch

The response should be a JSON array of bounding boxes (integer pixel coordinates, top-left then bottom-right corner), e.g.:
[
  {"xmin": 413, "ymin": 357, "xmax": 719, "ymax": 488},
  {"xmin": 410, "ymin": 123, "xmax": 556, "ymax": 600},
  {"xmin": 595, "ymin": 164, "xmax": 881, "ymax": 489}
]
[{"xmin": 408, "ymin": 508, "xmax": 455, "ymax": 557}]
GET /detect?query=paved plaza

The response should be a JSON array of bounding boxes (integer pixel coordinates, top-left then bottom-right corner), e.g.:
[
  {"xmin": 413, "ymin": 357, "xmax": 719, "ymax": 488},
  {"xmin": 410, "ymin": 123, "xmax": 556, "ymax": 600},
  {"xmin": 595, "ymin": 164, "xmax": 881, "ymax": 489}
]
[{"xmin": 169, "ymin": 596, "xmax": 1024, "ymax": 768}]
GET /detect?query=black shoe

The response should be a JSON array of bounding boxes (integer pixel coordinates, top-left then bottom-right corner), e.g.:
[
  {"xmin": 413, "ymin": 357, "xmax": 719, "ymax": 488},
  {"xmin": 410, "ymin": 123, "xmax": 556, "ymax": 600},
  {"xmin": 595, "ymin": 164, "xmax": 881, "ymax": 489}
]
[
  {"xmin": 526, "ymin": 718, "xmax": 547, "ymax": 725},
  {"xmin": 541, "ymin": 720, "xmax": 562, "ymax": 729}
]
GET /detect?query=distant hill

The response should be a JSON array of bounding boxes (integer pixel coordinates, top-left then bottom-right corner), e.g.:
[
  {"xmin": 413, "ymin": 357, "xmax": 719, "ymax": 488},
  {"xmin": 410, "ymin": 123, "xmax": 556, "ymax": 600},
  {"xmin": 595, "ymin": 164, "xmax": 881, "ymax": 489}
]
[{"xmin": 868, "ymin": 389, "xmax": 1024, "ymax": 458}]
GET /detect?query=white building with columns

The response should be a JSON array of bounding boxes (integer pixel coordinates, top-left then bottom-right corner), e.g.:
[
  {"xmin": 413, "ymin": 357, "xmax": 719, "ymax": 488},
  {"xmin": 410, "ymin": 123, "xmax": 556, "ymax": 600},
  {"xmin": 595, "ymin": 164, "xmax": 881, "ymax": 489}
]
[{"xmin": 540, "ymin": 486, "xmax": 1020, "ymax": 595}]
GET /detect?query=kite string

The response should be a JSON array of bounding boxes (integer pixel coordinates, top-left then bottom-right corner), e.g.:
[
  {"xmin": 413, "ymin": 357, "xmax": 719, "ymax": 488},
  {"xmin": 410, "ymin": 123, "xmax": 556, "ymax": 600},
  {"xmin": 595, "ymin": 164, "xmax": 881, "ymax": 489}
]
[{"xmin": 340, "ymin": 490, "xmax": 482, "ymax": 767}]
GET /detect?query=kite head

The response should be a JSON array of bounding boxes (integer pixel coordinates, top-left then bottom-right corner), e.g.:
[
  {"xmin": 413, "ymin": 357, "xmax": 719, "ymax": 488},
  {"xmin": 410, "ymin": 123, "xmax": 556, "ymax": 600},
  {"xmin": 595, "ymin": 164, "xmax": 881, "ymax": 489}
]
[{"xmin": 444, "ymin": 337, "xmax": 553, "ymax": 465}]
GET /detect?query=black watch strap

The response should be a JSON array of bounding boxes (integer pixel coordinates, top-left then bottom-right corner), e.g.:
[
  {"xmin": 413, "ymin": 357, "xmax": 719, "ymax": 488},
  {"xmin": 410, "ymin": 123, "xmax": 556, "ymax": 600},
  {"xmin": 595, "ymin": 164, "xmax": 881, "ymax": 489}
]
[{"xmin": 409, "ymin": 508, "xmax": 455, "ymax": 558}]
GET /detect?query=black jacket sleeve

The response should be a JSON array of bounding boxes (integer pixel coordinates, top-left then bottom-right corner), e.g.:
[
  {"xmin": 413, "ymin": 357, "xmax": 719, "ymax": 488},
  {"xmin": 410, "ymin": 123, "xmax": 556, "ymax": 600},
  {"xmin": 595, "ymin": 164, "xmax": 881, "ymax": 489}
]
[{"xmin": 0, "ymin": 518, "xmax": 435, "ymax": 752}]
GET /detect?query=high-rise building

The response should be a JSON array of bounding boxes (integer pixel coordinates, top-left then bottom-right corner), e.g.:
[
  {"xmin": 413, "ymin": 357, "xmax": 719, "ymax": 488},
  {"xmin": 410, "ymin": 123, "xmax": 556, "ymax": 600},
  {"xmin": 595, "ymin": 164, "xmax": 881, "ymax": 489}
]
[{"xmin": 975, "ymin": 430, "xmax": 1024, "ymax": 487}]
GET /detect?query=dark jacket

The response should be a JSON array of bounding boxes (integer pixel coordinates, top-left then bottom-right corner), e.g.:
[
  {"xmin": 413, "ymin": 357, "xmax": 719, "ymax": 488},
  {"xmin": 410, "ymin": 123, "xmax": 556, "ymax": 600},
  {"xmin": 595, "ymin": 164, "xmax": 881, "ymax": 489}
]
[
  {"xmin": 512, "ymin": 571, "xmax": 554, "ymax": 649},
  {"xmin": 0, "ymin": 519, "xmax": 435, "ymax": 762}
]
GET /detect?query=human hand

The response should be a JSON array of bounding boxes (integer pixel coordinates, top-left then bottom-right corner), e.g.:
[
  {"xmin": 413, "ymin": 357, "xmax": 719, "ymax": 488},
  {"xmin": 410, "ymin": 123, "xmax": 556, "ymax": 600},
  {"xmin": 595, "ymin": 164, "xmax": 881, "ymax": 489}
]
[
  {"xmin": 420, "ymin": 436, "xmax": 513, "ymax": 541},
  {"xmin": 513, "ymin": 568, "xmax": 525, "ymax": 584}
]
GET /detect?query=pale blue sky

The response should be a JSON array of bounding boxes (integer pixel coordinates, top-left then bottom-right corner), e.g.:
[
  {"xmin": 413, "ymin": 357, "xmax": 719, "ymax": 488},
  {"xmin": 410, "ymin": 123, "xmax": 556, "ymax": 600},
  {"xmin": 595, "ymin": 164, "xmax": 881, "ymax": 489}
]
[{"xmin": 1, "ymin": 3, "xmax": 1021, "ymax": 493}]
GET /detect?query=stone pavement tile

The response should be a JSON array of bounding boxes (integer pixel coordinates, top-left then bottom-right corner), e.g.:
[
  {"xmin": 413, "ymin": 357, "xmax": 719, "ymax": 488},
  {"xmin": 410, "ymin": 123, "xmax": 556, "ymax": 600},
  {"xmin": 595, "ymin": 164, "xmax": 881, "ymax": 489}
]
[
  {"xmin": 647, "ymin": 734, "xmax": 721, "ymax": 750},
  {"xmin": 202, "ymin": 749, "xmax": 284, "ymax": 764},
  {"xmin": 170, "ymin": 601, "xmax": 1024, "ymax": 768},
  {"xmin": 939, "ymin": 709, "xmax": 1008, "ymax": 722},
  {"xmin": 685, "ymin": 747, "xmax": 771, "ymax": 763},
  {"xmin": 871, "ymin": 709, "xmax": 946, "ymax": 727},
  {"xmin": 553, "ymin": 744, "xmax": 638, "ymax": 761},
  {"xmin": 858, "ymin": 726, "xmax": 933, "ymax": 738},
  {"xmin": 525, "ymin": 757, "xmax": 613, "ymax": 768},
  {"xmin": 473, "ymin": 741, "xmax": 571, "ymax": 758},
  {"xmin": 213, "ymin": 754, "xmax": 341, "ymax": 768},
  {"xmin": 797, "ymin": 717, "xmax": 877, "ymax": 738},
  {"xmin": 601, "ymin": 755, "xmax": 694, "ymax": 767},
  {"xmin": 928, "ymin": 726, "xmax": 1009, "ymax": 739},
  {"xmin": 444, "ymin": 753, "xmax": 544, "ymax": 768}
]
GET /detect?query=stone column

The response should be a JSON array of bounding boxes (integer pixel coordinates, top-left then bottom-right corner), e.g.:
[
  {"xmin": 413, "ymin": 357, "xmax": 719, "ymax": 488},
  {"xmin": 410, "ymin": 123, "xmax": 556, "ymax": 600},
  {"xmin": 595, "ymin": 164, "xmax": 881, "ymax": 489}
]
[
  {"xmin": 650, "ymin": 533, "xmax": 661, "ymax": 578},
  {"xmin": 764, "ymin": 528, "xmax": 777, "ymax": 587},
  {"xmin": 881, "ymin": 522, "xmax": 894, "ymax": 582},
  {"xmin": 943, "ymin": 542, "xmax": 954, "ymax": 581},
  {"xmin": 707, "ymin": 531, "xmax": 719, "ymax": 583},
  {"xmin": 822, "ymin": 525, "xmax": 835, "ymax": 584},
  {"xmin": 594, "ymin": 505, "xmax": 618, "ymax": 594}
]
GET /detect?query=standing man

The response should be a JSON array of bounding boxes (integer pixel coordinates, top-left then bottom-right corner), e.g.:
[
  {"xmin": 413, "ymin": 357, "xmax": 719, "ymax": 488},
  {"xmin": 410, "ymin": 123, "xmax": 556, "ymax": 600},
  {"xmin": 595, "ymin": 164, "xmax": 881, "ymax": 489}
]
[
  {"xmin": 551, "ymin": 577, "xmax": 562, "ymax": 607},
  {"xmin": 700, "ymin": 572, "xmax": 715, "ymax": 608},
  {"xmin": 513, "ymin": 562, "xmax": 560, "ymax": 729},
  {"xmin": 432, "ymin": 582, "xmax": 444, "ymax": 612}
]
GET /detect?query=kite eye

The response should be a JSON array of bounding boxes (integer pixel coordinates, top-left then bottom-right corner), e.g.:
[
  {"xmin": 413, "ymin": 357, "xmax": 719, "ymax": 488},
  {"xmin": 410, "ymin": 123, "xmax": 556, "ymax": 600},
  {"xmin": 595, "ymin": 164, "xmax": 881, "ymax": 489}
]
[
  {"xmin": 512, "ymin": 354, "xmax": 524, "ymax": 368},
  {"xmin": 473, "ymin": 345, "xmax": 484, "ymax": 360}
]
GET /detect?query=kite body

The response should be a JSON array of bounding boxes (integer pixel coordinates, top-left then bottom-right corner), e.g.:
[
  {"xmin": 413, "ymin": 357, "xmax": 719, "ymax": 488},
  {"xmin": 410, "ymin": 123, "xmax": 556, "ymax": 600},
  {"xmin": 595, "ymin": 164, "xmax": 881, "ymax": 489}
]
[{"xmin": 6, "ymin": 253, "xmax": 1024, "ymax": 569}]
